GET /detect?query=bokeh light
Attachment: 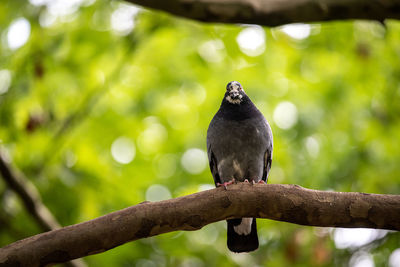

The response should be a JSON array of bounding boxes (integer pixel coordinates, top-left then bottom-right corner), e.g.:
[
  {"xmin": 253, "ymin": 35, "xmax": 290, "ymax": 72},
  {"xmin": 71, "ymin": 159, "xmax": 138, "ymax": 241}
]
[
  {"xmin": 111, "ymin": 136, "xmax": 136, "ymax": 164},
  {"xmin": 145, "ymin": 184, "xmax": 172, "ymax": 202},
  {"xmin": 111, "ymin": 3, "xmax": 140, "ymax": 35},
  {"xmin": 0, "ymin": 70, "xmax": 11, "ymax": 94},
  {"xmin": 305, "ymin": 136, "xmax": 320, "ymax": 158},
  {"xmin": 333, "ymin": 228, "xmax": 388, "ymax": 249},
  {"xmin": 280, "ymin": 23, "xmax": 311, "ymax": 40},
  {"xmin": 349, "ymin": 251, "xmax": 374, "ymax": 267},
  {"xmin": 273, "ymin": 101, "xmax": 298, "ymax": 129},
  {"xmin": 7, "ymin": 18, "xmax": 30, "ymax": 50},
  {"xmin": 389, "ymin": 248, "xmax": 400, "ymax": 267},
  {"xmin": 181, "ymin": 148, "xmax": 208, "ymax": 174},
  {"xmin": 236, "ymin": 26, "xmax": 266, "ymax": 56},
  {"xmin": 198, "ymin": 39, "xmax": 226, "ymax": 63}
]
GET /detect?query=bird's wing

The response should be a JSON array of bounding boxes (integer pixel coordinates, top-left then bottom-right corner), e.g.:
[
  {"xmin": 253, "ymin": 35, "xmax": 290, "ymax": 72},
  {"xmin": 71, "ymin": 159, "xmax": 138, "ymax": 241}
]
[
  {"xmin": 262, "ymin": 146, "xmax": 272, "ymax": 182},
  {"xmin": 262, "ymin": 121, "xmax": 273, "ymax": 182},
  {"xmin": 207, "ymin": 144, "xmax": 221, "ymax": 186}
]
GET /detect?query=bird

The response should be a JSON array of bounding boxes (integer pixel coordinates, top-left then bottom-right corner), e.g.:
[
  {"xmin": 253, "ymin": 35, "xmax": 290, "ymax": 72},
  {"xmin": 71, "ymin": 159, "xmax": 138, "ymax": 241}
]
[{"xmin": 206, "ymin": 81, "xmax": 273, "ymax": 253}]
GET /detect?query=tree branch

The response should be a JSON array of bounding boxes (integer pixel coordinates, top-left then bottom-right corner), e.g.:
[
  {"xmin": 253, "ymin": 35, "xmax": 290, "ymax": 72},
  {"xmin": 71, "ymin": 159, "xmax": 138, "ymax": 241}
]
[
  {"xmin": 0, "ymin": 149, "xmax": 61, "ymax": 232},
  {"xmin": 0, "ymin": 149, "xmax": 87, "ymax": 267},
  {"xmin": 1, "ymin": 183, "xmax": 399, "ymax": 266},
  {"xmin": 125, "ymin": 0, "xmax": 400, "ymax": 26}
]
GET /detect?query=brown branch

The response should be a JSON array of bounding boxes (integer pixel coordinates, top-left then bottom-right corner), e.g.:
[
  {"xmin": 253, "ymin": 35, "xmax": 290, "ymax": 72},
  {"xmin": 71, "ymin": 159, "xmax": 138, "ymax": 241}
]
[
  {"xmin": 125, "ymin": 0, "xmax": 400, "ymax": 26},
  {"xmin": 0, "ymin": 149, "xmax": 61, "ymax": 231},
  {"xmin": 1, "ymin": 183, "xmax": 399, "ymax": 266},
  {"xmin": 0, "ymin": 149, "xmax": 87, "ymax": 267}
]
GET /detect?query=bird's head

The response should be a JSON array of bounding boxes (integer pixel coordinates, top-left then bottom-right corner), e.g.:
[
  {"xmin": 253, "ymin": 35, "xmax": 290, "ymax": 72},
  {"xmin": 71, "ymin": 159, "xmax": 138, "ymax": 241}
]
[{"xmin": 225, "ymin": 81, "xmax": 245, "ymax": 104}]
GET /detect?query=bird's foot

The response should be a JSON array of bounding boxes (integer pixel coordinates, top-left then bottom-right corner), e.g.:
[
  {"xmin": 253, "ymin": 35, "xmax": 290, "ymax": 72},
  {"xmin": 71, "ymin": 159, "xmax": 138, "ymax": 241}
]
[
  {"xmin": 217, "ymin": 179, "xmax": 235, "ymax": 190},
  {"xmin": 258, "ymin": 180, "xmax": 266, "ymax": 184},
  {"xmin": 244, "ymin": 179, "xmax": 256, "ymax": 185}
]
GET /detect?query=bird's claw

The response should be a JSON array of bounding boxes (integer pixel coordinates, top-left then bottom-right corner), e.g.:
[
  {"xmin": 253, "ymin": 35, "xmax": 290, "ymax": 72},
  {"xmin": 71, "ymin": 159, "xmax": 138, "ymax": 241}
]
[
  {"xmin": 244, "ymin": 179, "xmax": 256, "ymax": 185},
  {"xmin": 258, "ymin": 180, "xmax": 266, "ymax": 184},
  {"xmin": 217, "ymin": 179, "xmax": 235, "ymax": 190}
]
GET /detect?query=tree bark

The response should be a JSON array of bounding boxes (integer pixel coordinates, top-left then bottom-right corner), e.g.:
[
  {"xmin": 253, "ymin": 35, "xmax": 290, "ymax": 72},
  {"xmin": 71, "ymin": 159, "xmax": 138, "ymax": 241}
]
[
  {"xmin": 125, "ymin": 0, "xmax": 400, "ymax": 26},
  {"xmin": 0, "ymin": 183, "xmax": 399, "ymax": 266}
]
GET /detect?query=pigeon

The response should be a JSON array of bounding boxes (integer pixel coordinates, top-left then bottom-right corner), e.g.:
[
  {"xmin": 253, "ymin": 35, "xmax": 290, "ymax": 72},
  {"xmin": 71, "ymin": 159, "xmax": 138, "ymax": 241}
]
[{"xmin": 207, "ymin": 81, "xmax": 273, "ymax": 253}]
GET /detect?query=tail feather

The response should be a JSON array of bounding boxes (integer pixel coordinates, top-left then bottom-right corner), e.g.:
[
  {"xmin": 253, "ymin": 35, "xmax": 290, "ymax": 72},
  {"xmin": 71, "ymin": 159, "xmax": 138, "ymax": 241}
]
[{"xmin": 227, "ymin": 218, "xmax": 258, "ymax": 253}]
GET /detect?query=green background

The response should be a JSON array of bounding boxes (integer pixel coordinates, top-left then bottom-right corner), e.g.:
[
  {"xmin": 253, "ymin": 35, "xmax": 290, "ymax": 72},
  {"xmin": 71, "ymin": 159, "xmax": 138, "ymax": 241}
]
[{"xmin": 1, "ymin": 0, "xmax": 399, "ymax": 266}]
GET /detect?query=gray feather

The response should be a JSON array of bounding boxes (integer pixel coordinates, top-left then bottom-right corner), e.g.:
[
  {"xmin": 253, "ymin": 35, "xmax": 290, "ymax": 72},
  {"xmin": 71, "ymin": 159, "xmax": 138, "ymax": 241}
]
[{"xmin": 207, "ymin": 116, "xmax": 272, "ymax": 183}]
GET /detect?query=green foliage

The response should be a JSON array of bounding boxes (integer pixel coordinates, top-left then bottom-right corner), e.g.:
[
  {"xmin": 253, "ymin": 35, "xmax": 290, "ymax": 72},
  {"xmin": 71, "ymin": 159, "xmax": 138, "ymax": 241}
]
[{"xmin": 1, "ymin": 1, "xmax": 399, "ymax": 266}]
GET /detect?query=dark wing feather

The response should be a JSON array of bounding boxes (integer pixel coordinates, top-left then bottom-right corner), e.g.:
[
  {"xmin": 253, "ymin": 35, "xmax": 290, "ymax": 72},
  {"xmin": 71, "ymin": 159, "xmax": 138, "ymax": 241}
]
[
  {"xmin": 262, "ymin": 145, "xmax": 273, "ymax": 182},
  {"xmin": 207, "ymin": 144, "xmax": 221, "ymax": 186}
]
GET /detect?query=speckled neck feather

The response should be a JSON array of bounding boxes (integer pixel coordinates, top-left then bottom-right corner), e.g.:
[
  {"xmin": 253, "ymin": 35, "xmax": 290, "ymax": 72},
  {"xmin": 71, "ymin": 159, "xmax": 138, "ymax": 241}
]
[{"xmin": 216, "ymin": 92, "xmax": 263, "ymax": 121}]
